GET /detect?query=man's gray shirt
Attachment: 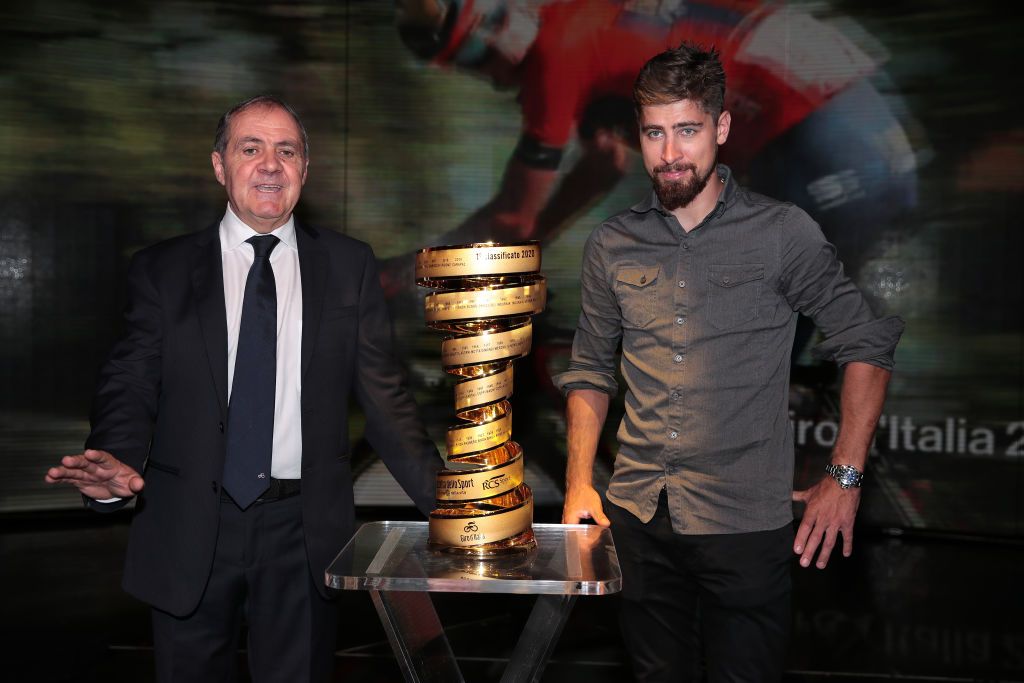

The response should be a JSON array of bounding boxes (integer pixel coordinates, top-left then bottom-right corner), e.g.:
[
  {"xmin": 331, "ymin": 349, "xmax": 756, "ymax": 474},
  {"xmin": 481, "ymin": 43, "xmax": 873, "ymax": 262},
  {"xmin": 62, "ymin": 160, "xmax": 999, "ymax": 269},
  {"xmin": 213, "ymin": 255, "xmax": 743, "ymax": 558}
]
[{"xmin": 553, "ymin": 165, "xmax": 904, "ymax": 534}]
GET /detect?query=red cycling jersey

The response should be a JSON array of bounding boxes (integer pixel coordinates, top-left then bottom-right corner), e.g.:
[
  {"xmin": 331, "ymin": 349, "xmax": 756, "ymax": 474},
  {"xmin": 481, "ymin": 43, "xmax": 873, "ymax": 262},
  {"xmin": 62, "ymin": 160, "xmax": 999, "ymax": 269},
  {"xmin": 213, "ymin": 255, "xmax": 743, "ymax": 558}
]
[{"xmin": 519, "ymin": 0, "xmax": 877, "ymax": 168}]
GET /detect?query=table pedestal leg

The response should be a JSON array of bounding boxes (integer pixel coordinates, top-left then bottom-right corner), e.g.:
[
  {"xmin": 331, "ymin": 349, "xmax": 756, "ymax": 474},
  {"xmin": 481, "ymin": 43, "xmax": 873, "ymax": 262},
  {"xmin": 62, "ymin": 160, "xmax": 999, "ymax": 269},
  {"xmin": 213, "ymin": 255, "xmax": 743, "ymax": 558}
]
[
  {"xmin": 371, "ymin": 590, "xmax": 578, "ymax": 683},
  {"xmin": 499, "ymin": 593, "xmax": 578, "ymax": 683},
  {"xmin": 370, "ymin": 589, "xmax": 465, "ymax": 683}
]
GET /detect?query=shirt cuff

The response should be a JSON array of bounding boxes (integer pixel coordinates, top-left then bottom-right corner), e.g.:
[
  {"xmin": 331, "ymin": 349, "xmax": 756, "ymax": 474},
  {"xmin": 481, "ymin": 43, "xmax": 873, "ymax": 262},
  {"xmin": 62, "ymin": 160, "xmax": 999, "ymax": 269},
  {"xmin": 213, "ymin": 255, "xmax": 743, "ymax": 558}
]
[
  {"xmin": 811, "ymin": 315, "xmax": 906, "ymax": 370},
  {"xmin": 552, "ymin": 368, "xmax": 618, "ymax": 397}
]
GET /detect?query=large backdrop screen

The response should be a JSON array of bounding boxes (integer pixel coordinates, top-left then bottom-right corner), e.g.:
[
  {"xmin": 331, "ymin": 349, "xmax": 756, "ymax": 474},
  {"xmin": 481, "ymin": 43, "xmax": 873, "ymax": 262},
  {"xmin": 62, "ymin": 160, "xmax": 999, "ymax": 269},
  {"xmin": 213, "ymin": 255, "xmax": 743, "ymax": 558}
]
[{"xmin": 2, "ymin": 0, "xmax": 1020, "ymax": 538}]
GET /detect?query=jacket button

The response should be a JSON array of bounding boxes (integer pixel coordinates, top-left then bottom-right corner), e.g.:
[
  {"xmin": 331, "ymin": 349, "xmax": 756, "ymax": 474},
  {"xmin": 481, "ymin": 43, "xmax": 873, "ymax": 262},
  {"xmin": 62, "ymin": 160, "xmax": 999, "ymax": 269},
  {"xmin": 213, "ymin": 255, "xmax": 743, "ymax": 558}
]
[
  {"xmin": 218, "ymin": 421, "xmax": 224, "ymax": 433},
  {"xmin": 211, "ymin": 481, "xmax": 219, "ymax": 493}
]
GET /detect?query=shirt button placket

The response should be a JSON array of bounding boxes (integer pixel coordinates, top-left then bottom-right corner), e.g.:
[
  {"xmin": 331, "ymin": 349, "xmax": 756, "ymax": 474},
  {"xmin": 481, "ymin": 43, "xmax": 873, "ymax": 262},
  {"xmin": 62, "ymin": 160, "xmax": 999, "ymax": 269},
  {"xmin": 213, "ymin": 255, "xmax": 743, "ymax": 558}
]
[{"xmin": 678, "ymin": 235, "xmax": 691, "ymax": 384}]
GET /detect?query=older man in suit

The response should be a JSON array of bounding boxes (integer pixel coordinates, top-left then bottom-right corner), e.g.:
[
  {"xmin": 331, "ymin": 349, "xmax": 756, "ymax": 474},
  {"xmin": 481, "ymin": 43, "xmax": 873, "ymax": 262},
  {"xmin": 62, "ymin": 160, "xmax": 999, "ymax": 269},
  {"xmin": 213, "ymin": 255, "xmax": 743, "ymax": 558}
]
[{"xmin": 45, "ymin": 95, "xmax": 441, "ymax": 682}]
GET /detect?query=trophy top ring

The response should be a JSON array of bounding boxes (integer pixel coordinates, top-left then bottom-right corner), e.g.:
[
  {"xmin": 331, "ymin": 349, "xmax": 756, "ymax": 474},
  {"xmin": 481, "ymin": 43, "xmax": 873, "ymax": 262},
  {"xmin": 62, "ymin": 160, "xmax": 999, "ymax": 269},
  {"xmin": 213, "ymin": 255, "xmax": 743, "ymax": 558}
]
[
  {"xmin": 416, "ymin": 242, "xmax": 541, "ymax": 282},
  {"xmin": 415, "ymin": 240, "xmax": 541, "ymax": 254}
]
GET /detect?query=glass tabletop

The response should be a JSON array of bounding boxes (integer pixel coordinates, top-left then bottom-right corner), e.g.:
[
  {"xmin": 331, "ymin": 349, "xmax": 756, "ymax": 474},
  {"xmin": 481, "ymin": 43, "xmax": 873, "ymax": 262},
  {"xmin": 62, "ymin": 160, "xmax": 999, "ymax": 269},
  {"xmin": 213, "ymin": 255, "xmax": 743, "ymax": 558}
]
[{"xmin": 326, "ymin": 521, "xmax": 621, "ymax": 595}]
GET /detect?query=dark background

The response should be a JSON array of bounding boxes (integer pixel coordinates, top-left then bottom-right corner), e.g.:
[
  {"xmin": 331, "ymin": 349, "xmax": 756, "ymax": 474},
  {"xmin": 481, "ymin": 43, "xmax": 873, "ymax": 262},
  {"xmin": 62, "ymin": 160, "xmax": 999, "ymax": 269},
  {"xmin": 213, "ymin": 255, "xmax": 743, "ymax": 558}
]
[{"xmin": 1, "ymin": 1, "xmax": 1021, "ymax": 680}]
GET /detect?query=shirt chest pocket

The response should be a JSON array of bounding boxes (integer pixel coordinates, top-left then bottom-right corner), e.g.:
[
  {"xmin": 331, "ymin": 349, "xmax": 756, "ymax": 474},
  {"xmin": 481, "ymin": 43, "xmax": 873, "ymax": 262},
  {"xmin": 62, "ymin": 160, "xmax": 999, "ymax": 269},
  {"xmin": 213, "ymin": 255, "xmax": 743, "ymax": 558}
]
[
  {"xmin": 614, "ymin": 265, "xmax": 660, "ymax": 328},
  {"xmin": 707, "ymin": 264, "xmax": 764, "ymax": 330}
]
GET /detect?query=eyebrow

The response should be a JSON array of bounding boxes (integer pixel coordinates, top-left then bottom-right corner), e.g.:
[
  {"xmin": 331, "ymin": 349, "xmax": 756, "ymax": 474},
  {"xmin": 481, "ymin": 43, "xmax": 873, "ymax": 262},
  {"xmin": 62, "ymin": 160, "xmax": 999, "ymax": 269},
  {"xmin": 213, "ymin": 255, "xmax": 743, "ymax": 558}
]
[
  {"xmin": 641, "ymin": 120, "xmax": 705, "ymax": 132},
  {"xmin": 235, "ymin": 136, "xmax": 300, "ymax": 149}
]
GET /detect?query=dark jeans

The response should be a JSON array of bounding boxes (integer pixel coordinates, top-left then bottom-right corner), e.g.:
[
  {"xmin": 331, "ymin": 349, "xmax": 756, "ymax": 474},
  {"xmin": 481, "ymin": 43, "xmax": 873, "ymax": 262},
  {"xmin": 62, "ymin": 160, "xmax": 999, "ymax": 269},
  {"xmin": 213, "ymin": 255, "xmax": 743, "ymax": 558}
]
[{"xmin": 607, "ymin": 492, "xmax": 794, "ymax": 683}]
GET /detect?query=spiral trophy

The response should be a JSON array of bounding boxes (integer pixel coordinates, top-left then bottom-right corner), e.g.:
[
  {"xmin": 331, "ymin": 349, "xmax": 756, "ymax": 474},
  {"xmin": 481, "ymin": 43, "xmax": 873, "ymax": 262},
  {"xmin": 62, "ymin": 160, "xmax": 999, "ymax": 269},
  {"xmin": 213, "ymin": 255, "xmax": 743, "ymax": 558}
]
[{"xmin": 415, "ymin": 241, "xmax": 545, "ymax": 555}]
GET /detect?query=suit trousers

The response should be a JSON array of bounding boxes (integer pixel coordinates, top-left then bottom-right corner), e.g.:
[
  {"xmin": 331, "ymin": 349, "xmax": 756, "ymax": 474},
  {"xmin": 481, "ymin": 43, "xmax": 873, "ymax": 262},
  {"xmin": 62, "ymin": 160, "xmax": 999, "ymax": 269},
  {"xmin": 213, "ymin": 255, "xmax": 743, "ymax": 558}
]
[
  {"xmin": 151, "ymin": 493, "xmax": 338, "ymax": 683},
  {"xmin": 607, "ymin": 492, "xmax": 793, "ymax": 683}
]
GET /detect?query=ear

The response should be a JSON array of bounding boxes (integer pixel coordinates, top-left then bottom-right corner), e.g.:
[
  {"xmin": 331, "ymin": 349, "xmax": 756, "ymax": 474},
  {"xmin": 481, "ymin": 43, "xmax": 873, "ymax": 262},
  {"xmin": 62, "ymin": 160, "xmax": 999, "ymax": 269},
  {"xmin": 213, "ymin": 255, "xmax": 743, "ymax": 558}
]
[
  {"xmin": 300, "ymin": 157, "xmax": 309, "ymax": 186},
  {"xmin": 211, "ymin": 151, "xmax": 226, "ymax": 186},
  {"xmin": 716, "ymin": 110, "xmax": 731, "ymax": 146}
]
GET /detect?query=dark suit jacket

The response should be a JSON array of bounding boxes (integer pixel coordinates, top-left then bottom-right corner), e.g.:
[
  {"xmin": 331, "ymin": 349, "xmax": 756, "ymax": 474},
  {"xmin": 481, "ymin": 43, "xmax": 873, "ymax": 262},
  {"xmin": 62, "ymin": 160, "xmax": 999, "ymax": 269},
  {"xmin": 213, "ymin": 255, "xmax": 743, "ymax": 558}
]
[{"xmin": 85, "ymin": 220, "xmax": 440, "ymax": 616}]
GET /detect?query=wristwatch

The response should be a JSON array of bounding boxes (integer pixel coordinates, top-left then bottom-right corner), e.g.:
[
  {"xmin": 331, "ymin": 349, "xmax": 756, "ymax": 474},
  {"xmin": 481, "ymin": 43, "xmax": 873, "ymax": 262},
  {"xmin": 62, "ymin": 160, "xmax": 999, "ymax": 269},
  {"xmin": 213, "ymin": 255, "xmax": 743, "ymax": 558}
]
[{"xmin": 824, "ymin": 463, "xmax": 864, "ymax": 489}]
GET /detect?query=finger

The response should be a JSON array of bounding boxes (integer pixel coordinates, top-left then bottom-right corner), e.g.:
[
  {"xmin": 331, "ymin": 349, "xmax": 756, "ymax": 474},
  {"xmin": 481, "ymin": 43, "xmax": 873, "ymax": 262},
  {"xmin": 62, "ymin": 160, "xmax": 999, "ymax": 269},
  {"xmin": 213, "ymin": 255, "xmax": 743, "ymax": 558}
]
[
  {"xmin": 562, "ymin": 507, "xmax": 585, "ymax": 524},
  {"xmin": 814, "ymin": 527, "xmax": 837, "ymax": 569},
  {"xmin": 60, "ymin": 454, "xmax": 89, "ymax": 469},
  {"xmin": 61, "ymin": 454, "xmax": 106, "ymax": 477},
  {"xmin": 791, "ymin": 489, "xmax": 808, "ymax": 503},
  {"xmin": 793, "ymin": 517, "xmax": 814, "ymax": 555},
  {"xmin": 799, "ymin": 524, "xmax": 826, "ymax": 568},
  {"xmin": 128, "ymin": 475, "xmax": 146, "ymax": 494},
  {"xmin": 47, "ymin": 467, "xmax": 103, "ymax": 484},
  {"xmin": 84, "ymin": 450, "xmax": 117, "ymax": 470},
  {"xmin": 46, "ymin": 466, "xmax": 95, "ymax": 484},
  {"xmin": 841, "ymin": 524, "xmax": 855, "ymax": 558},
  {"xmin": 591, "ymin": 505, "xmax": 611, "ymax": 528},
  {"xmin": 45, "ymin": 467, "xmax": 70, "ymax": 484}
]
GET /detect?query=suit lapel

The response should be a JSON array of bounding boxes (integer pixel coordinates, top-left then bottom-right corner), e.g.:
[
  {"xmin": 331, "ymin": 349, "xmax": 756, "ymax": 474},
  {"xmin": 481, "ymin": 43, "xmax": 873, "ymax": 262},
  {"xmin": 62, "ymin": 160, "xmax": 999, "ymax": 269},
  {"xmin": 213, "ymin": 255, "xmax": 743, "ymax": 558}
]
[
  {"xmin": 297, "ymin": 221, "xmax": 327, "ymax": 383},
  {"xmin": 191, "ymin": 224, "xmax": 229, "ymax": 418}
]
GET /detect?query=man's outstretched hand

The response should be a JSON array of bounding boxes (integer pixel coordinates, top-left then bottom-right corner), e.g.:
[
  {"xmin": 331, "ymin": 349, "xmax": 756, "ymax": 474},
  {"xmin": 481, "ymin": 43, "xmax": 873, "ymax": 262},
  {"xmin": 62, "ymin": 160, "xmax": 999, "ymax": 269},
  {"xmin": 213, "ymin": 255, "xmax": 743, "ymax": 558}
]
[{"xmin": 45, "ymin": 449, "xmax": 144, "ymax": 501}]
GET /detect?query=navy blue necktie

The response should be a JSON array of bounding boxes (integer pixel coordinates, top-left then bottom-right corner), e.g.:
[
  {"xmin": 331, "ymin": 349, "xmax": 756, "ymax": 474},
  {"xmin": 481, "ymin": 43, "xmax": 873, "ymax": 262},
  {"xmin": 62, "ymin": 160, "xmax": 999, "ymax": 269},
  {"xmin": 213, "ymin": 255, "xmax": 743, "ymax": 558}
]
[{"xmin": 223, "ymin": 234, "xmax": 279, "ymax": 509}]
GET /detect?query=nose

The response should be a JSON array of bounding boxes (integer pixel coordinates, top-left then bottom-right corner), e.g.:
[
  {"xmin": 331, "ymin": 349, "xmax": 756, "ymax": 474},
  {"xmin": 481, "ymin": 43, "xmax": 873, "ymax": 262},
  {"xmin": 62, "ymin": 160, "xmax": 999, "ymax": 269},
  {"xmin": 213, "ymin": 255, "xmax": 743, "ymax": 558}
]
[
  {"xmin": 661, "ymin": 135, "xmax": 682, "ymax": 165},
  {"xmin": 258, "ymin": 150, "xmax": 282, "ymax": 174}
]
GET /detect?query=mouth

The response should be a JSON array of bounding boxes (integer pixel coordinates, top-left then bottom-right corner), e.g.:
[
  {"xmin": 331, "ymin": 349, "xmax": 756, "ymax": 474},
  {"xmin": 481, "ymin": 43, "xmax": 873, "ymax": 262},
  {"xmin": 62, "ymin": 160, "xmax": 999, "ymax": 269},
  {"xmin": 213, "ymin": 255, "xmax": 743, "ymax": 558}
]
[
  {"xmin": 254, "ymin": 184, "xmax": 283, "ymax": 193},
  {"xmin": 656, "ymin": 164, "xmax": 695, "ymax": 180}
]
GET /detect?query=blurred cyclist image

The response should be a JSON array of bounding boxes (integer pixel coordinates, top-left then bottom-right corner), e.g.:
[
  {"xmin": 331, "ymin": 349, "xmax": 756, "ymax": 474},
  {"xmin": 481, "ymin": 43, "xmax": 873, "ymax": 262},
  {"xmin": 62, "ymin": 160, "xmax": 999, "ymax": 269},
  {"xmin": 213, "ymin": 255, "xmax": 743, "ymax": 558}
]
[{"xmin": 388, "ymin": 0, "xmax": 921, "ymax": 355}]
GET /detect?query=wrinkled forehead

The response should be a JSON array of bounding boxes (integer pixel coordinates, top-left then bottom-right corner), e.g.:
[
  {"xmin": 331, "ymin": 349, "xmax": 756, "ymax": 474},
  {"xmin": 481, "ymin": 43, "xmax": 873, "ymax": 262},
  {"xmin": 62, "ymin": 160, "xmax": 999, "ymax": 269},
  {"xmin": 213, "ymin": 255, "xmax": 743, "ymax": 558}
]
[{"xmin": 228, "ymin": 104, "xmax": 303, "ymax": 145}]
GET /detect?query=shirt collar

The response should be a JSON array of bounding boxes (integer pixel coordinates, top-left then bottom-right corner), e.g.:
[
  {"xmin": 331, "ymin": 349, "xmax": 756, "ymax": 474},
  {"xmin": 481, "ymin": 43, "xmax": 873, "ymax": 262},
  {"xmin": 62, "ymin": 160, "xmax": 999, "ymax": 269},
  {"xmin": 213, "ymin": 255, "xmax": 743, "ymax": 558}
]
[
  {"xmin": 630, "ymin": 163, "xmax": 735, "ymax": 217},
  {"xmin": 219, "ymin": 203, "xmax": 298, "ymax": 252}
]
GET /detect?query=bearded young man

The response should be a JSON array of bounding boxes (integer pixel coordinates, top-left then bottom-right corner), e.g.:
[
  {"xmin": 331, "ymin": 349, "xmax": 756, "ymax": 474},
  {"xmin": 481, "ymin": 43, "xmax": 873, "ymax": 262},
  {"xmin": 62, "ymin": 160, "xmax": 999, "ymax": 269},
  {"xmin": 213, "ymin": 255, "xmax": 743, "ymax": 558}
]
[{"xmin": 554, "ymin": 43, "xmax": 904, "ymax": 682}]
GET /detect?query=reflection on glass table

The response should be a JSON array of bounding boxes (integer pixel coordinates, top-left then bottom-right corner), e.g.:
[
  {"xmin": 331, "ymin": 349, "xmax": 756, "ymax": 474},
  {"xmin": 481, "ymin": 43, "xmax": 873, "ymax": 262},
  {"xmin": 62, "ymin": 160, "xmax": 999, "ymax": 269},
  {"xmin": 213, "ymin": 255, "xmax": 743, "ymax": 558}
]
[{"xmin": 326, "ymin": 521, "xmax": 621, "ymax": 683}]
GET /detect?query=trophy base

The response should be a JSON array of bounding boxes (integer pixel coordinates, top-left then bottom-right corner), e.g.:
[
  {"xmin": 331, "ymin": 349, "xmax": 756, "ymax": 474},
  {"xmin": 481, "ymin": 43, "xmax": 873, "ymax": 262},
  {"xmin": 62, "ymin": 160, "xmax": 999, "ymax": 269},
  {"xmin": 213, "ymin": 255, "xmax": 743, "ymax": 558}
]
[{"xmin": 427, "ymin": 528, "xmax": 537, "ymax": 557}]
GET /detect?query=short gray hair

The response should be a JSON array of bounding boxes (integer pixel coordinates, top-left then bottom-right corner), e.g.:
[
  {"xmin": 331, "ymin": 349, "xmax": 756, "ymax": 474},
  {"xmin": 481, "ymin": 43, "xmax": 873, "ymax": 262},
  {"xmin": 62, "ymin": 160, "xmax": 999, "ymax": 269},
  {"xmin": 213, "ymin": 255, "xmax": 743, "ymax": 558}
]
[{"xmin": 213, "ymin": 95, "xmax": 309, "ymax": 159}]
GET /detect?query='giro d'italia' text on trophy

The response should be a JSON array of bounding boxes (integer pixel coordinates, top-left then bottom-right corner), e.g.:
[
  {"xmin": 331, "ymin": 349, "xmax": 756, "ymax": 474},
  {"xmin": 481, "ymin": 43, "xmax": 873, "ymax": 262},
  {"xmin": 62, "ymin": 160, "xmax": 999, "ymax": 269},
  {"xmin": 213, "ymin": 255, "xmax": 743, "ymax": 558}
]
[{"xmin": 416, "ymin": 241, "xmax": 545, "ymax": 555}]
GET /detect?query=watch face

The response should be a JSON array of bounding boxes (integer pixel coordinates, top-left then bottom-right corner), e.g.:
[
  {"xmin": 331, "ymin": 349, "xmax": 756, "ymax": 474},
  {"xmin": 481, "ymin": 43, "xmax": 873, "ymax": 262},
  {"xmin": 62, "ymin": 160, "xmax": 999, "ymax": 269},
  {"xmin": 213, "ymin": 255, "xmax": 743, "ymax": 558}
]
[{"xmin": 828, "ymin": 464, "xmax": 862, "ymax": 488}]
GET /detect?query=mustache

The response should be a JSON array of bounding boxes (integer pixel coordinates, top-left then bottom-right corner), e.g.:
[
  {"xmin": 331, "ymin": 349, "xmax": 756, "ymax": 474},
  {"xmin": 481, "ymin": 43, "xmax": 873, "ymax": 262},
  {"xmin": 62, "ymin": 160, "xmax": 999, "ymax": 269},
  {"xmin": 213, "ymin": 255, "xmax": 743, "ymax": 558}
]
[{"xmin": 655, "ymin": 162, "xmax": 697, "ymax": 175}]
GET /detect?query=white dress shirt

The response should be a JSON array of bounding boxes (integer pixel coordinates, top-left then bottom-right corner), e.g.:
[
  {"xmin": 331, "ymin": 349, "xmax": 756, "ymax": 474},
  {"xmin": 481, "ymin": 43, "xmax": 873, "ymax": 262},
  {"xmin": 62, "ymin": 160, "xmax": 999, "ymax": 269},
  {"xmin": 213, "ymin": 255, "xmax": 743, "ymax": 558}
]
[{"xmin": 220, "ymin": 204, "xmax": 304, "ymax": 479}]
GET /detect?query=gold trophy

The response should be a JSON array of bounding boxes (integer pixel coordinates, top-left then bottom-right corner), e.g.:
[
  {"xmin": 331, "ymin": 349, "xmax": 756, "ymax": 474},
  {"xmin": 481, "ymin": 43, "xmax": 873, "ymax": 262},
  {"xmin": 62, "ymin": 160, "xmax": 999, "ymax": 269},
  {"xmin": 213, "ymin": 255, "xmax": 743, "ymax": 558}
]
[{"xmin": 415, "ymin": 241, "xmax": 545, "ymax": 555}]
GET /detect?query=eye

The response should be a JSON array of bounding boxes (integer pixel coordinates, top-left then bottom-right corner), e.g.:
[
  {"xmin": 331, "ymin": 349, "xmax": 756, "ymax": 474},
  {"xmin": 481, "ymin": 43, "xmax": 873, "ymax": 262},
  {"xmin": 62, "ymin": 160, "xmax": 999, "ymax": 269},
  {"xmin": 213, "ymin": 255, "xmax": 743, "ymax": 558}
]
[
  {"xmin": 242, "ymin": 147, "xmax": 258, "ymax": 156},
  {"xmin": 680, "ymin": 128, "xmax": 697, "ymax": 137},
  {"xmin": 279, "ymin": 149, "xmax": 295, "ymax": 158},
  {"xmin": 646, "ymin": 130, "xmax": 663, "ymax": 140}
]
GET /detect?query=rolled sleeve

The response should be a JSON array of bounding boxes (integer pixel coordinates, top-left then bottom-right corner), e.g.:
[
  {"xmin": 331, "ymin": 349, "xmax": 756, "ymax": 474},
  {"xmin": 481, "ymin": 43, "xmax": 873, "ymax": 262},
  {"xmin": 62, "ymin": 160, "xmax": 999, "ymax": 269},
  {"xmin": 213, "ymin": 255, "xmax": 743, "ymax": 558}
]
[
  {"xmin": 780, "ymin": 205, "xmax": 905, "ymax": 369},
  {"xmin": 811, "ymin": 315, "xmax": 905, "ymax": 369},
  {"xmin": 551, "ymin": 229, "xmax": 622, "ymax": 397},
  {"xmin": 552, "ymin": 370, "xmax": 619, "ymax": 396}
]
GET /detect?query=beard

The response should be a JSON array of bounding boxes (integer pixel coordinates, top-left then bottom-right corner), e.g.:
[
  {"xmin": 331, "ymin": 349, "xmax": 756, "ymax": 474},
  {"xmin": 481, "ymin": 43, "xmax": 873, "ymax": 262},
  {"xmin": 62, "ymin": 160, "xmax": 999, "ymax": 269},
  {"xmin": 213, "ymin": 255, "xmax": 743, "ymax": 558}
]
[{"xmin": 651, "ymin": 152, "xmax": 718, "ymax": 211}]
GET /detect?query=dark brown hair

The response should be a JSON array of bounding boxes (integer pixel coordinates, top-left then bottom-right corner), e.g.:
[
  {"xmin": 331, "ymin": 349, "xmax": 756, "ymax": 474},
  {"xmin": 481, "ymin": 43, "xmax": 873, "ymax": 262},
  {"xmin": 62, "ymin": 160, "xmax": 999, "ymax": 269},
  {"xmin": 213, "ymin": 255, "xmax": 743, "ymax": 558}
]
[{"xmin": 633, "ymin": 42, "xmax": 726, "ymax": 119}]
